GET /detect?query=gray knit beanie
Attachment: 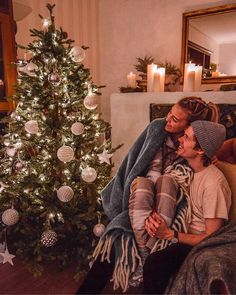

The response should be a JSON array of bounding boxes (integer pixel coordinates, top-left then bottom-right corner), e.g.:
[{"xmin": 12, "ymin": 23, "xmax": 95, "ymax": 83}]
[{"xmin": 191, "ymin": 120, "xmax": 226, "ymax": 158}]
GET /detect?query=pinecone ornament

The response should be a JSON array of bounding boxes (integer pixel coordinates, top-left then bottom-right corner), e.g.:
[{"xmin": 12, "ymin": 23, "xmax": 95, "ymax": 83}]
[{"xmin": 41, "ymin": 229, "xmax": 57, "ymax": 247}]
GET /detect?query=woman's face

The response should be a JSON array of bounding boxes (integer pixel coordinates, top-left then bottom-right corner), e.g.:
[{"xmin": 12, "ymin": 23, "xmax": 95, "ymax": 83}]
[{"xmin": 165, "ymin": 104, "xmax": 189, "ymax": 134}]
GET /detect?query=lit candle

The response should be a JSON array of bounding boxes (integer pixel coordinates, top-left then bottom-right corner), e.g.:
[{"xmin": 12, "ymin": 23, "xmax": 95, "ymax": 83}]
[
  {"xmin": 147, "ymin": 63, "xmax": 157, "ymax": 92},
  {"xmin": 194, "ymin": 65, "xmax": 202, "ymax": 91},
  {"xmin": 183, "ymin": 62, "xmax": 196, "ymax": 92},
  {"xmin": 153, "ymin": 67, "xmax": 166, "ymax": 92},
  {"xmin": 127, "ymin": 72, "xmax": 136, "ymax": 88}
]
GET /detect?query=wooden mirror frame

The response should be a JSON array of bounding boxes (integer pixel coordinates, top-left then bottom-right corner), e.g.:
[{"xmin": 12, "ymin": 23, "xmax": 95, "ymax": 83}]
[{"xmin": 181, "ymin": 4, "xmax": 236, "ymax": 85}]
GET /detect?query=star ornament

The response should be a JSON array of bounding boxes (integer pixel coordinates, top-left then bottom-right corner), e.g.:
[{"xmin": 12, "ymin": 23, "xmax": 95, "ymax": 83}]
[
  {"xmin": 0, "ymin": 248, "xmax": 15, "ymax": 266},
  {"xmin": 98, "ymin": 150, "xmax": 113, "ymax": 165}
]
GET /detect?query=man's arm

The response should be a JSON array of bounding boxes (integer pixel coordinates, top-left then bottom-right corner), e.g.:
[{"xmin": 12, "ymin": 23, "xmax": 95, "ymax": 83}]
[{"xmin": 145, "ymin": 212, "xmax": 224, "ymax": 246}]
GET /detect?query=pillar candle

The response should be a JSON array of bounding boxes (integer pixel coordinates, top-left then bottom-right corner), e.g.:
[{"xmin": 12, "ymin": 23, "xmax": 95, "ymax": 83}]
[
  {"xmin": 194, "ymin": 65, "xmax": 202, "ymax": 91},
  {"xmin": 147, "ymin": 63, "xmax": 157, "ymax": 92},
  {"xmin": 153, "ymin": 67, "xmax": 166, "ymax": 92},
  {"xmin": 127, "ymin": 72, "xmax": 136, "ymax": 88},
  {"xmin": 183, "ymin": 63, "xmax": 196, "ymax": 92}
]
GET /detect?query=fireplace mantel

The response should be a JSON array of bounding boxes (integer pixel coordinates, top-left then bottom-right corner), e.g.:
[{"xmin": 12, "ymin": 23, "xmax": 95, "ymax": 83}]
[{"xmin": 110, "ymin": 91, "xmax": 236, "ymax": 172}]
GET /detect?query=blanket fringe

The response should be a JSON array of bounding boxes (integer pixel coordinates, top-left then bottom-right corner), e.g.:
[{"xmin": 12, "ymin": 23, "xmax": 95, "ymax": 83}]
[{"xmin": 93, "ymin": 233, "xmax": 141, "ymax": 292}]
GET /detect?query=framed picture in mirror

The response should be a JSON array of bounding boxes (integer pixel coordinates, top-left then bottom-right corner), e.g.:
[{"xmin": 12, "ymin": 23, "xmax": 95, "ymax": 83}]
[{"xmin": 182, "ymin": 4, "xmax": 236, "ymax": 84}]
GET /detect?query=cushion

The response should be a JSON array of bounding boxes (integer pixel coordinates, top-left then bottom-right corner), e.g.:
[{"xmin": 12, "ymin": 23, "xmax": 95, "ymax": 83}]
[{"xmin": 215, "ymin": 161, "xmax": 236, "ymax": 221}]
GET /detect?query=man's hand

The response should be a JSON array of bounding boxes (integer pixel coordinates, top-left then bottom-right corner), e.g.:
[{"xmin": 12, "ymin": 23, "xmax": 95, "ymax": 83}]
[{"xmin": 145, "ymin": 212, "xmax": 173, "ymax": 240}]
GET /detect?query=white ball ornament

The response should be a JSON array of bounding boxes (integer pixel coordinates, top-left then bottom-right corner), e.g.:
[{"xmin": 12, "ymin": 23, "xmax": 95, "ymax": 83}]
[
  {"xmin": 81, "ymin": 167, "xmax": 97, "ymax": 183},
  {"xmin": 6, "ymin": 148, "xmax": 17, "ymax": 157},
  {"xmin": 2, "ymin": 208, "xmax": 19, "ymax": 226},
  {"xmin": 14, "ymin": 161, "xmax": 24, "ymax": 170},
  {"xmin": 93, "ymin": 223, "xmax": 105, "ymax": 237},
  {"xmin": 70, "ymin": 46, "xmax": 85, "ymax": 62},
  {"xmin": 83, "ymin": 94, "xmax": 98, "ymax": 110},
  {"xmin": 57, "ymin": 146, "xmax": 74, "ymax": 162},
  {"xmin": 57, "ymin": 186, "xmax": 74, "ymax": 202},
  {"xmin": 26, "ymin": 61, "xmax": 38, "ymax": 72},
  {"xmin": 25, "ymin": 120, "xmax": 39, "ymax": 134},
  {"xmin": 71, "ymin": 122, "xmax": 85, "ymax": 135},
  {"xmin": 41, "ymin": 229, "xmax": 57, "ymax": 247}
]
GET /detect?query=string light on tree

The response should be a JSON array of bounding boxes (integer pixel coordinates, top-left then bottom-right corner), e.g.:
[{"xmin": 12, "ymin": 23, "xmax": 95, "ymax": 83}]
[{"xmin": 42, "ymin": 18, "xmax": 51, "ymax": 31}]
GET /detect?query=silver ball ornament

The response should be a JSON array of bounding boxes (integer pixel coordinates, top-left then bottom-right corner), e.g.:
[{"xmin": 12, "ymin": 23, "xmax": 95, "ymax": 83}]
[
  {"xmin": 93, "ymin": 223, "xmax": 105, "ymax": 237},
  {"xmin": 2, "ymin": 208, "xmax": 19, "ymax": 226},
  {"xmin": 48, "ymin": 72, "xmax": 61, "ymax": 86},
  {"xmin": 25, "ymin": 120, "xmax": 39, "ymax": 134},
  {"xmin": 83, "ymin": 94, "xmax": 98, "ymax": 110},
  {"xmin": 70, "ymin": 46, "xmax": 85, "ymax": 62},
  {"xmin": 81, "ymin": 167, "xmax": 97, "ymax": 183},
  {"xmin": 14, "ymin": 161, "xmax": 24, "ymax": 170},
  {"xmin": 6, "ymin": 147, "xmax": 17, "ymax": 157},
  {"xmin": 41, "ymin": 229, "xmax": 57, "ymax": 247},
  {"xmin": 71, "ymin": 122, "xmax": 85, "ymax": 135},
  {"xmin": 57, "ymin": 146, "xmax": 74, "ymax": 162},
  {"xmin": 57, "ymin": 186, "xmax": 74, "ymax": 202}
]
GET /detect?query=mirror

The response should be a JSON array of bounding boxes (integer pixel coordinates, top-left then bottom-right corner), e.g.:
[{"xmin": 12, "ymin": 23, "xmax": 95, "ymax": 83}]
[{"xmin": 182, "ymin": 4, "xmax": 236, "ymax": 84}]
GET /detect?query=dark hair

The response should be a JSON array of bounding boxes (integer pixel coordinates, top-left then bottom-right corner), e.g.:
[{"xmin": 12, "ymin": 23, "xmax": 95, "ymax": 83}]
[
  {"xmin": 177, "ymin": 96, "xmax": 218, "ymax": 123},
  {"xmin": 193, "ymin": 135, "xmax": 211, "ymax": 167}
]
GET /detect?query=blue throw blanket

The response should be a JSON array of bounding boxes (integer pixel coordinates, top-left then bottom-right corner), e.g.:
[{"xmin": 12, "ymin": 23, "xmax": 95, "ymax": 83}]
[{"xmin": 93, "ymin": 118, "xmax": 192, "ymax": 291}]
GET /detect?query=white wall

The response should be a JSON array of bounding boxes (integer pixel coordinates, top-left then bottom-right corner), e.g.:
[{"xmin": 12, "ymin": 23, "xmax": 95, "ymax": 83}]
[
  {"xmin": 14, "ymin": 0, "xmax": 235, "ymax": 122},
  {"xmin": 219, "ymin": 43, "xmax": 236, "ymax": 75},
  {"xmin": 98, "ymin": 0, "xmax": 235, "ymax": 122}
]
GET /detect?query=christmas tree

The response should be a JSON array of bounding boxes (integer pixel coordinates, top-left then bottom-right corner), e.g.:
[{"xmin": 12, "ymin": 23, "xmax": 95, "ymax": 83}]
[{"xmin": 0, "ymin": 4, "xmax": 120, "ymax": 277}]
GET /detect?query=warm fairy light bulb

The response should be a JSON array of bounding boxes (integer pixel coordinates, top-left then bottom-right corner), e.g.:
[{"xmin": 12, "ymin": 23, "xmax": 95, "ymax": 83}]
[
  {"xmin": 64, "ymin": 169, "xmax": 70, "ymax": 175},
  {"xmin": 49, "ymin": 212, "xmax": 54, "ymax": 218},
  {"xmin": 26, "ymin": 134, "xmax": 31, "ymax": 138},
  {"xmin": 63, "ymin": 57, "xmax": 66, "ymax": 62},
  {"xmin": 42, "ymin": 18, "xmax": 51, "ymax": 30}
]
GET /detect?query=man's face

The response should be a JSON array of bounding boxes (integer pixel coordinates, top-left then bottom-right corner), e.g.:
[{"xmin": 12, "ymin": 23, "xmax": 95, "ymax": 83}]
[
  {"xmin": 165, "ymin": 104, "xmax": 189, "ymax": 134},
  {"xmin": 177, "ymin": 126, "xmax": 201, "ymax": 159}
]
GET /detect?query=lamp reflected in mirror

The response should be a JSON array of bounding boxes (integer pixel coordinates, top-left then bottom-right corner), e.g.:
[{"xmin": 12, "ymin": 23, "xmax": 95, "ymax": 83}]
[{"xmin": 182, "ymin": 4, "xmax": 236, "ymax": 84}]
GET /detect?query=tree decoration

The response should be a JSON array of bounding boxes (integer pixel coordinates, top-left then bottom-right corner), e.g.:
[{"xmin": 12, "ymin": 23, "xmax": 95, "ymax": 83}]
[
  {"xmin": 0, "ymin": 3, "xmax": 121, "ymax": 278},
  {"xmin": 57, "ymin": 146, "xmax": 74, "ymax": 162},
  {"xmin": 83, "ymin": 93, "xmax": 98, "ymax": 110},
  {"xmin": 24, "ymin": 120, "xmax": 39, "ymax": 134},
  {"xmin": 41, "ymin": 229, "xmax": 57, "ymax": 247},
  {"xmin": 98, "ymin": 149, "xmax": 113, "ymax": 165},
  {"xmin": 71, "ymin": 122, "xmax": 85, "ymax": 135},
  {"xmin": 1, "ymin": 208, "xmax": 20, "ymax": 226},
  {"xmin": 70, "ymin": 46, "xmax": 85, "ymax": 63},
  {"xmin": 48, "ymin": 71, "xmax": 61, "ymax": 86},
  {"xmin": 0, "ymin": 248, "xmax": 15, "ymax": 265},
  {"xmin": 6, "ymin": 148, "xmax": 17, "ymax": 157},
  {"xmin": 57, "ymin": 185, "xmax": 74, "ymax": 202},
  {"xmin": 93, "ymin": 212, "xmax": 105, "ymax": 237},
  {"xmin": 81, "ymin": 166, "xmax": 97, "ymax": 183}
]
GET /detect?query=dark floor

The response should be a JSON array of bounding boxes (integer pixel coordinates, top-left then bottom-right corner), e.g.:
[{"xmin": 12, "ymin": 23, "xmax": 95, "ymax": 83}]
[{"xmin": 0, "ymin": 258, "xmax": 80, "ymax": 294}]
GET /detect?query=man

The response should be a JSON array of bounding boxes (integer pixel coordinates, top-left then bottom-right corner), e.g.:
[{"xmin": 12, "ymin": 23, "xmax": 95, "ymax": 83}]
[
  {"xmin": 143, "ymin": 120, "xmax": 231, "ymax": 294},
  {"xmin": 76, "ymin": 97, "xmax": 217, "ymax": 294}
]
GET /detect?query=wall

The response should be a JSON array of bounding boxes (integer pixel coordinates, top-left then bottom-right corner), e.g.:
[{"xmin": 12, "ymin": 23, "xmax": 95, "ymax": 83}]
[
  {"xmin": 13, "ymin": 0, "xmax": 100, "ymax": 84},
  {"xmin": 219, "ymin": 43, "xmax": 236, "ymax": 75},
  {"xmin": 98, "ymin": 0, "xmax": 235, "ymax": 122},
  {"xmin": 14, "ymin": 0, "xmax": 235, "ymax": 122}
]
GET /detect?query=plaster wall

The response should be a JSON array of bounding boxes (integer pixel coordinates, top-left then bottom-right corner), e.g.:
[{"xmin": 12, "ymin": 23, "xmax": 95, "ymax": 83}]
[{"xmin": 98, "ymin": 0, "xmax": 236, "ymax": 122}]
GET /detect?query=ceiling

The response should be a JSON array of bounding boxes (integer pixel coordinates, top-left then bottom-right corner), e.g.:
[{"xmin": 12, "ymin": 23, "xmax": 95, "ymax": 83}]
[{"xmin": 190, "ymin": 11, "xmax": 236, "ymax": 44}]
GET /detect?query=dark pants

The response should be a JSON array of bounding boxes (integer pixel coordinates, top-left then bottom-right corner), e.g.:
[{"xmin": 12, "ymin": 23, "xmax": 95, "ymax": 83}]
[
  {"xmin": 76, "ymin": 249, "xmax": 115, "ymax": 294},
  {"xmin": 143, "ymin": 243, "xmax": 192, "ymax": 294},
  {"xmin": 76, "ymin": 243, "xmax": 192, "ymax": 294}
]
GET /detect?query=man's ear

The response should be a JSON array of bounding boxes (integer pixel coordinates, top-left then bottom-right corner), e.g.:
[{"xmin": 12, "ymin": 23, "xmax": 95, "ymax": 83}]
[{"xmin": 197, "ymin": 149, "xmax": 204, "ymax": 156}]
